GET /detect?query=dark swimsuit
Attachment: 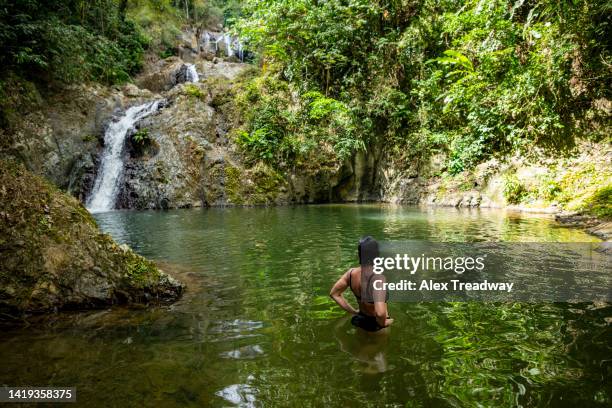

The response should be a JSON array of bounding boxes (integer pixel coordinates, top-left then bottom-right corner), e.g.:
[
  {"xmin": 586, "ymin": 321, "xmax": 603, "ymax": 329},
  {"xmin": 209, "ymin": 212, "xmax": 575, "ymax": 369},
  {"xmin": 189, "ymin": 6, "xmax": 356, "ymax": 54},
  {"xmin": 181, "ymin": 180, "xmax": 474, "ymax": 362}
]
[{"xmin": 347, "ymin": 269, "xmax": 388, "ymax": 332}]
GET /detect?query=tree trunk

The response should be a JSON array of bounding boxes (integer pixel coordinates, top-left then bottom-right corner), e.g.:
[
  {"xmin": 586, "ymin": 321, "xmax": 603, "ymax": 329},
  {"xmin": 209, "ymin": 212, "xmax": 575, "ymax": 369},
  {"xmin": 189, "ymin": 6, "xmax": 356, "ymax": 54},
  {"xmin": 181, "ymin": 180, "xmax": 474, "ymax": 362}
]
[{"xmin": 119, "ymin": 0, "xmax": 128, "ymax": 21}]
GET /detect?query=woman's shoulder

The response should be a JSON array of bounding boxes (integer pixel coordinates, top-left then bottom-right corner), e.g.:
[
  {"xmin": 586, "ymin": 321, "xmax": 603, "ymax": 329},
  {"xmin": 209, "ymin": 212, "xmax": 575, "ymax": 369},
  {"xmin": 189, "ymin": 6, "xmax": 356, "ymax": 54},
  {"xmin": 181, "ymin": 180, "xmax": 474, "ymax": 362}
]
[{"xmin": 347, "ymin": 266, "xmax": 361, "ymax": 276}]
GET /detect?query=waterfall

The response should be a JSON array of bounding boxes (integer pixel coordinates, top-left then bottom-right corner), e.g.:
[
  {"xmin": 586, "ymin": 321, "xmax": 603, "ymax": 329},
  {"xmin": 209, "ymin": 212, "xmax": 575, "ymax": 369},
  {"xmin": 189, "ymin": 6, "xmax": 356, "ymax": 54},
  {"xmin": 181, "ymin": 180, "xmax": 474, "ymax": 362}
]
[
  {"xmin": 215, "ymin": 36, "xmax": 223, "ymax": 53},
  {"xmin": 238, "ymin": 42, "xmax": 244, "ymax": 62},
  {"xmin": 185, "ymin": 63, "xmax": 199, "ymax": 82},
  {"xmin": 202, "ymin": 31, "xmax": 247, "ymax": 60},
  {"xmin": 224, "ymin": 34, "xmax": 233, "ymax": 57},
  {"xmin": 86, "ymin": 100, "xmax": 163, "ymax": 213}
]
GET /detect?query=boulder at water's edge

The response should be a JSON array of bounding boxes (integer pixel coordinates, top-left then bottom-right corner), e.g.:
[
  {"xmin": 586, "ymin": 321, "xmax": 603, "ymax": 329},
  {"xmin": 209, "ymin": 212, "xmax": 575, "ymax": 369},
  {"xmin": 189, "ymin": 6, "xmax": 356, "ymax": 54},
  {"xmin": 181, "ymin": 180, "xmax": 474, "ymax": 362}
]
[{"xmin": 0, "ymin": 160, "xmax": 183, "ymax": 320}]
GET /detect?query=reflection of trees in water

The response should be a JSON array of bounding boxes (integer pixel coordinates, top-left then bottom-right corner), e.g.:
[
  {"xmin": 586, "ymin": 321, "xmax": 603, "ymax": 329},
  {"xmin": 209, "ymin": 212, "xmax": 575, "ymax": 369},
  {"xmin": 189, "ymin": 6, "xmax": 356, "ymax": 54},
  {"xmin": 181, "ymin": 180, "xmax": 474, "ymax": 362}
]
[{"xmin": 417, "ymin": 302, "xmax": 611, "ymax": 406}]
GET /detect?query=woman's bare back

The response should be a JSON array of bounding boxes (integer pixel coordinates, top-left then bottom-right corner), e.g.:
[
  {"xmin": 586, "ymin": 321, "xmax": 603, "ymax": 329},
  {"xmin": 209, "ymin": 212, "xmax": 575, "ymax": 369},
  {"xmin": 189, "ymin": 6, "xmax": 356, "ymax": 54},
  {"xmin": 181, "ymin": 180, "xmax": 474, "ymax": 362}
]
[{"xmin": 347, "ymin": 266, "xmax": 376, "ymax": 316}]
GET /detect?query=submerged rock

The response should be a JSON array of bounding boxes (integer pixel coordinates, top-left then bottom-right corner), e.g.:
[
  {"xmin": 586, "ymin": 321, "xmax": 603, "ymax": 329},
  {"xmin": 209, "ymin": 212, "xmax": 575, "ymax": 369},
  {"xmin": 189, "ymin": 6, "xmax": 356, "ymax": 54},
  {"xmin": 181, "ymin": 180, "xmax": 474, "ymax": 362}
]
[{"xmin": 0, "ymin": 160, "xmax": 183, "ymax": 320}]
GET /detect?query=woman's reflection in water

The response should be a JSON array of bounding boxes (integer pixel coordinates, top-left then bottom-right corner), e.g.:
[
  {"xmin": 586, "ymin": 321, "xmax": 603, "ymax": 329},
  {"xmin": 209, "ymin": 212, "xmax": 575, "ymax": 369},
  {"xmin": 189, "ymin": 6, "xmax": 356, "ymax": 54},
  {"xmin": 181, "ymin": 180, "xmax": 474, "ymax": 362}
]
[{"xmin": 333, "ymin": 316, "xmax": 391, "ymax": 374}]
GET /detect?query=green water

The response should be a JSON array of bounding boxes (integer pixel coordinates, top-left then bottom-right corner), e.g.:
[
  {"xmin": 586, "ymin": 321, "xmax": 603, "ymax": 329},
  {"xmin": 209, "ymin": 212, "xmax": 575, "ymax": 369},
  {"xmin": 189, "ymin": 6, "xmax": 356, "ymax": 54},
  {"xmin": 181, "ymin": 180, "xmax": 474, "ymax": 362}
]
[{"xmin": 1, "ymin": 205, "xmax": 610, "ymax": 407}]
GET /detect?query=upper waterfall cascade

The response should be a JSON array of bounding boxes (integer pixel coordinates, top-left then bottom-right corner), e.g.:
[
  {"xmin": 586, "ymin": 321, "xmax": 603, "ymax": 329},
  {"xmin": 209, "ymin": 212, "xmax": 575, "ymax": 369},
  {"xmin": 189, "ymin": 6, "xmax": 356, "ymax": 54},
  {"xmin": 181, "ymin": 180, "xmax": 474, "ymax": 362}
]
[
  {"xmin": 200, "ymin": 31, "xmax": 246, "ymax": 61},
  {"xmin": 185, "ymin": 63, "xmax": 199, "ymax": 82}
]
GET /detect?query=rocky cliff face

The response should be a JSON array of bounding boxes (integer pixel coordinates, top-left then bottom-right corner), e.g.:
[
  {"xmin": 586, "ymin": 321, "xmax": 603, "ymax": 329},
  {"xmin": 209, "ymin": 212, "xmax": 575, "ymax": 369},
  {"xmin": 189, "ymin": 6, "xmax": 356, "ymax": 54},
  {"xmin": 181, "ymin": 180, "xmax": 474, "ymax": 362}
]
[
  {"xmin": 378, "ymin": 140, "xmax": 612, "ymax": 237},
  {"xmin": 0, "ymin": 160, "xmax": 183, "ymax": 320},
  {"xmin": 106, "ymin": 58, "xmax": 387, "ymax": 209}
]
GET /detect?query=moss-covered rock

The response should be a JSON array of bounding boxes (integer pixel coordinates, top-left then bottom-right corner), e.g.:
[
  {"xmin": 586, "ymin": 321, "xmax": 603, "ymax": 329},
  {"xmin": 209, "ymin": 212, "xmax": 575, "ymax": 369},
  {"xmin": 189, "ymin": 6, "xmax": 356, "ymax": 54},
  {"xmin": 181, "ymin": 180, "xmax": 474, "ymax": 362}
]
[
  {"xmin": 223, "ymin": 162, "xmax": 287, "ymax": 205},
  {"xmin": 582, "ymin": 186, "xmax": 612, "ymax": 219},
  {"xmin": 416, "ymin": 143, "xmax": 612, "ymax": 216},
  {"xmin": 0, "ymin": 160, "xmax": 183, "ymax": 319}
]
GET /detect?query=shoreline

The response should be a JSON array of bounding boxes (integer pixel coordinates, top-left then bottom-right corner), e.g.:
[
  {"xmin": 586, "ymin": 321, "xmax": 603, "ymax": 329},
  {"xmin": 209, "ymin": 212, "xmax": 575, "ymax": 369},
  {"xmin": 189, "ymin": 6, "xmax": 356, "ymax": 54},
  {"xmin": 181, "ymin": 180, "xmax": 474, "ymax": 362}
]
[{"xmin": 90, "ymin": 201, "xmax": 611, "ymax": 241}]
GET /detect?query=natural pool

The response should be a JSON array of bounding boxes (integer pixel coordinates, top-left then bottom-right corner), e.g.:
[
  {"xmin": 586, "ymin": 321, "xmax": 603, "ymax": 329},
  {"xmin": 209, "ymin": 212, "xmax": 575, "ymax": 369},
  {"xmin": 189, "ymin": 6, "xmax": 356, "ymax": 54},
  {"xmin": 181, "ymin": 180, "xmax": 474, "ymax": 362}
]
[{"xmin": 0, "ymin": 205, "xmax": 610, "ymax": 407}]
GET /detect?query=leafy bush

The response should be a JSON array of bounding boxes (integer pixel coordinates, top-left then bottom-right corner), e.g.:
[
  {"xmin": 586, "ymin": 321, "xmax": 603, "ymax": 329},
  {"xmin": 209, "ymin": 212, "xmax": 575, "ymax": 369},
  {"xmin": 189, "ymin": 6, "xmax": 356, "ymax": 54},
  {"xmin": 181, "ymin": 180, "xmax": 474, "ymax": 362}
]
[
  {"xmin": 132, "ymin": 129, "xmax": 151, "ymax": 145},
  {"xmin": 582, "ymin": 186, "xmax": 612, "ymax": 219},
  {"xmin": 537, "ymin": 175, "xmax": 562, "ymax": 202},
  {"xmin": 503, "ymin": 174, "xmax": 528, "ymax": 204},
  {"xmin": 183, "ymin": 84, "xmax": 206, "ymax": 99},
  {"xmin": 158, "ymin": 48, "xmax": 177, "ymax": 59},
  {"xmin": 235, "ymin": 75, "xmax": 363, "ymax": 169}
]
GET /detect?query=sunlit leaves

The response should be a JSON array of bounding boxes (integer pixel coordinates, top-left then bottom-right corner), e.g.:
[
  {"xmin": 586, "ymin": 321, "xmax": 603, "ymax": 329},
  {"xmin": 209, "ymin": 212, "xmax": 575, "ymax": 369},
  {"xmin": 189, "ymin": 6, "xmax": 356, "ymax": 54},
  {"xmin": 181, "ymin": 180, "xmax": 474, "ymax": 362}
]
[{"xmin": 430, "ymin": 50, "xmax": 475, "ymax": 74}]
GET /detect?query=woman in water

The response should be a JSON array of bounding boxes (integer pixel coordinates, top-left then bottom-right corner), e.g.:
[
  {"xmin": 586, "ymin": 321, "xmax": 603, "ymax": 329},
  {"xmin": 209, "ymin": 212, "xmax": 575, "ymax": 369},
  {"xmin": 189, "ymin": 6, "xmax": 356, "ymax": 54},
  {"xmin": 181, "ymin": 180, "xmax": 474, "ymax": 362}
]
[{"xmin": 330, "ymin": 236, "xmax": 393, "ymax": 331}]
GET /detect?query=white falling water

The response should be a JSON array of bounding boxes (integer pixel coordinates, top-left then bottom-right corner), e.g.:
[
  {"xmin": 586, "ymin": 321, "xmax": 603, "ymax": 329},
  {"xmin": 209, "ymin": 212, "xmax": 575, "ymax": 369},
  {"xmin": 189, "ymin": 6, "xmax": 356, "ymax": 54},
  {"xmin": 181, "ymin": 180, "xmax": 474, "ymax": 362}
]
[
  {"xmin": 224, "ymin": 34, "xmax": 233, "ymax": 57},
  {"xmin": 185, "ymin": 63, "xmax": 199, "ymax": 82},
  {"xmin": 86, "ymin": 100, "xmax": 163, "ymax": 213},
  {"xmin": 215, "ymin": 36, "xmax": 223, "ymax": 53},
  {"xmin": 238, "ymin": 42, "xmax": 244, "ymax": 62}
]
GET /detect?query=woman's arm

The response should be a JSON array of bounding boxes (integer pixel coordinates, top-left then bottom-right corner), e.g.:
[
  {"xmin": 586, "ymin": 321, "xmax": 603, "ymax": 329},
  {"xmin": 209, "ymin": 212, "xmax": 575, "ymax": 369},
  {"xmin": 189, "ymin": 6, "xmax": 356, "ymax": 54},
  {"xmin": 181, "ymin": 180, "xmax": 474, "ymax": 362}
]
[
  {"xmin": 330, "ymin": 270, "xmax": 359, "ymax": 315},
  {"xmin": 374, "ymin": 301, "xmax": 393, "ymax": 328}
]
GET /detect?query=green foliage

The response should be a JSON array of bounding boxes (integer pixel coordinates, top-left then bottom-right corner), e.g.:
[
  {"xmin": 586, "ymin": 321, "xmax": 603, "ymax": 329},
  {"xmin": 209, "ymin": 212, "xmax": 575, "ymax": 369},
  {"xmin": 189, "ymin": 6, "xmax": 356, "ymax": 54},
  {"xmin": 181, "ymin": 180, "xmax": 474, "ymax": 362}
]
[
  {"xmin": 0, "ymin": 0, "xmax": 241, "ymax": 86},
  {"xmin": 238, "ymin": 0, "xmax": 612, "ymax": 172},
  {"xmin": 224, "ymin": 162, "xmax": 285, "ymax": 205},
  {"xmin": 582, "ymin": 186, "xmax": 612, "ymax": 219},
  {"xmin": 0, "ymin": 74, "xmax": 41, "ymax": 129},
  {"xmin": 158, "ymin": 48, "xmax": 177, "ymax": 59},
  {"xmin": 127, "ymin": 0, "xmax": 242, "ymax": 56},
  {"xmin": 553, "ymin": 163, "xmax": 612, "ymax": 212},
  {"xmin": 132, "ymin": 128, "xmax": 151, "ymax": 145},
  {"xmin": 303, "ymin": 91, "xmax": 344, "ymax": 120},
  {"xmin": 235, "ymin": 75, "xmax": 363, "ymax": 170},
  {"xmin": 430, "ymin": 50, "xmax": 474, "ymax": 71},
  {"xmin": 183, "ymin": 84, "xmax": 206, "ymax": 99},
  {"xmin": 224, "ymin": 165, "xmax": 245, "ymax": 204},
  {"xmin": 125, "ymin": 254, "xmax": 160, "ymax": 287},
  {"xmin": 503, "ymin": 173, "xmax": 528, "ymax": 204},
  {"xmin": 0, "ymin": 1, "xmax": 148, "ymax": 84},
  {"xmin": 128, "ymin": 0, "xmax": 183, "ymax": 54},
  {"xmin": 537, "ymin": 174, "xmax": 562, "ymax": 201}
]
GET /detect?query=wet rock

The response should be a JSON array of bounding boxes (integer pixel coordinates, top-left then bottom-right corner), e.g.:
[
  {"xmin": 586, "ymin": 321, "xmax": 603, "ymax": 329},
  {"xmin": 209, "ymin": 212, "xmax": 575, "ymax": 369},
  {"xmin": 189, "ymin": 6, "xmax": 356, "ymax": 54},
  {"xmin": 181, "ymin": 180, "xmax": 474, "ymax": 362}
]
[
  {"xmin": 66, "ymin": 152, "xmax": 97, "ymax": 202},
  {"xmin": 136, "ymin": 57, "xmax": 185, "ymax": 93},
  {"xmin": 174, "ymin": 64, "xmax": 190, "ymax": 84},
  {"xmin": 197, "ymin": 60, "xmax": 251, "ymax": 80},
  {"xmin": 588, "ymin": 222, "xmax": 612, "ymax": 241},
  {"xmin": 554, "ymin": 212, "xmax": 601, "ymax": 227},
  {"xmin": 122, "ymin": 83, "xmax": 154, "ymax": 99},
  {"xmin": 555, "ymin": 213, "xmax": 612, "ymax": 240},
  {"xmin": 178, "ymin": 46, "xmax": 198, "ymax": 63}
]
